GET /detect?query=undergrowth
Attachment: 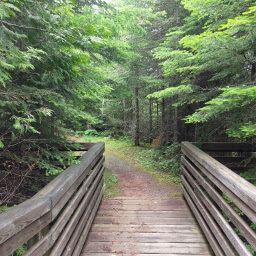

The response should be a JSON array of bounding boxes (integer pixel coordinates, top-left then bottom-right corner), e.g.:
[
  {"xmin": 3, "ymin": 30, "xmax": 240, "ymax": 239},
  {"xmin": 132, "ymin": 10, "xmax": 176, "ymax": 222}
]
[
  {"xmin": 82, "ymin": 135, "xmax": 182, "ymax": 187},
  {"xmin": 104, "ymin": 171, "xmax": 120, "ymax": 198}
]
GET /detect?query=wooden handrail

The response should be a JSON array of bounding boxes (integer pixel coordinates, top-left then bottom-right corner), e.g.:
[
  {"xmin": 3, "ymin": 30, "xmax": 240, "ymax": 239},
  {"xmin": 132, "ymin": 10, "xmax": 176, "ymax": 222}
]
[
  {"xmin": 0, "ymin": 142, "xmax": 105, "ymax": 256},
  {"xmin": 193, "ymin": 142, "xmax": 256, "ymax": 152},
  {"xmin": 181, "ymin": 141, "xmax": 256, "ymax": 256}
]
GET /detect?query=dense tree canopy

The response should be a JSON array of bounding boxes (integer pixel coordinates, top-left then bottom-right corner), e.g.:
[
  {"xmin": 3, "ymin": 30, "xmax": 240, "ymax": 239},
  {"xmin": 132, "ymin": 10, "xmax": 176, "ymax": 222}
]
[{"xmin": 0, "ymin": 0, "xmax": 256, "ymax": 204}]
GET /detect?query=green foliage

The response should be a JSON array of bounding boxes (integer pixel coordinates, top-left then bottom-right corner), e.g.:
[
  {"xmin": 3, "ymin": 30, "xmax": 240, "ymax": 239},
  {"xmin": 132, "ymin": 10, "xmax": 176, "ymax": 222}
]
[
  {"xmin": 185, "ymin": 85, "xmax": 256, "ymax": 138},
  {"xmin": 10, "ymin": 244, "xmax": 27, "ymax": 256},
  {"xmin": 222, "ymin": 193, "xmax": 255, "ymax": 255},
  {"xmin": 149, "ymin": 0, "xmax": 256, "ymax": 139},
  {"xmin": 104, "ymin": 170, "xmax": 120, "ymax": 198}
]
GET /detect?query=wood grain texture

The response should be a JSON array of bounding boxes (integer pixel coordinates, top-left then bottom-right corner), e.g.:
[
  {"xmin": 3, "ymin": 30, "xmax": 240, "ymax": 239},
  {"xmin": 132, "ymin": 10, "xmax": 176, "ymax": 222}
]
[
  {"xmin": 71, "ymin": 185, "xmax": 105, "ymax": 256},
  {"xmin": 183, "ymin": 169, "xmax": 252, "ymax": 256},
  {"xmin": 182, "ymin": 156, "xmax": 256, "ymax": 250},
  {"xmin": 0, "ymin": 142, "xmax": 105, "ymax": 256},
  {"xmin": 181, "ymin": 145, "xmax": 256, "ymax": 224},
  {"xmin": 182, "ymin": 176, "xmax": 236, "ymax": 256},
  {"xmin": 183, "ymin": 189, "xmax": 224, "ymax": 256},
  {"xmin": 181, "ymin": 142, "xmax": 256, "ymax": 213},
  {"xmin": 52, "ymin": 177, "xmax": 104, "ymax": 256},
  {"xmin": 83, "ymin": 196, "xmax": 212, "ymax": 255},
  {"xmin": 24, "ymin": 169, "xmax": 104, "ymax": 256},
  {"xmin": 195, "ymin": 142, "xmax": 256, "ymax": 152}
]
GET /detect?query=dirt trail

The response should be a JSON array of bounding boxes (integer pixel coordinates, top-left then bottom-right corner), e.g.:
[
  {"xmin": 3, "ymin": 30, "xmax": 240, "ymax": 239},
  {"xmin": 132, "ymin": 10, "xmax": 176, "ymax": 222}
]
[{"xmin": 104, "ymin": 151, "xmax": 182, "ymax": 199}]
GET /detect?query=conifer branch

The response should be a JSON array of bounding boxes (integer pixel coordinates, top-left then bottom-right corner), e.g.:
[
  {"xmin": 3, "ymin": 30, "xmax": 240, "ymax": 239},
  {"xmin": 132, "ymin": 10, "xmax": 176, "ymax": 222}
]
[{"xmin": 0, "ymin": 20, "xmax": 48, "ymax": 32}]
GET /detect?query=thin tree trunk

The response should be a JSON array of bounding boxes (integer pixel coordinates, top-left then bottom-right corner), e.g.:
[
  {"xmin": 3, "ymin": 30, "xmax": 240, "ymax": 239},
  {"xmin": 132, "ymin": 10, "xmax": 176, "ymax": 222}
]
[
  {"xmin": 156, "ymin": 100, "xmax": 159, "ymax": 131},
  {"xmin": 123, "ymin": 98, "xmax": 127, "ymax": 133},
  {"xmin": 149, "ymin": 97, "xmax": 153, "ymax": 143},
  {"xmin": 173, "ymin": 106, "xmax": 178, "ymax": 143},
  {"xmin": 161, "ymin": 98, "xmax": 166, "ymax": 145},
  {"xmin": 135, "ymin": 85, "xmax": 140, "ymax": 146}
]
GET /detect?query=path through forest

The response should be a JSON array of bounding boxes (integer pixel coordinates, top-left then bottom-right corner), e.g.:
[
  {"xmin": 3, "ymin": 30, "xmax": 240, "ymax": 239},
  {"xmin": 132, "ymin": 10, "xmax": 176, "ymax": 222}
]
[
  {"xmin": 104, "ymin": 150, "xmax": 183, "ymax": 198},
  {"xmin": 82, "ymin": 144, "xmax": 212, "ymax": 255}
]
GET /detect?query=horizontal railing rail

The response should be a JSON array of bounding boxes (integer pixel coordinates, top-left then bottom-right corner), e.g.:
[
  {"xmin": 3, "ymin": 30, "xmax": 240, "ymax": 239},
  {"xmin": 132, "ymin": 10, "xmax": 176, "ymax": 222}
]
[
  {"xmin": 0, "ymin": 142, "xmax": 105, "ymax": 256},
  {"xmin": 181, "ymin": 141, "xmax": 256, "ymax": 256}
]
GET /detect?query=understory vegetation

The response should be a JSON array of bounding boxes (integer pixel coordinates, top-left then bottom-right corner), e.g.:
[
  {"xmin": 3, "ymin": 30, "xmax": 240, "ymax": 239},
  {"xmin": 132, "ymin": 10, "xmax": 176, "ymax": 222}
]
[{"xmin": 0, "ymin": 0, "xmax": 255, "ymax": 253}]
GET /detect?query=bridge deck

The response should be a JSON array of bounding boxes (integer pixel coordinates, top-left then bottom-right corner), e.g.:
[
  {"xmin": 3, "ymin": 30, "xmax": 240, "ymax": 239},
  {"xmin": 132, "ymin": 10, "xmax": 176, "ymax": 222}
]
[{"xmin": 82, "ymin": 197, "xmax": 212, "ymax": 255}]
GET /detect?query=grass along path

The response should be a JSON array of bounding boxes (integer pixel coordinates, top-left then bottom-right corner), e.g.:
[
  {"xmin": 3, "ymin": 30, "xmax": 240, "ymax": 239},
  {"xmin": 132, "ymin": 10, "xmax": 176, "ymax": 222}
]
[{"xmin": 71, "ymin": 135, "xmax": 183, "ymax": 199}]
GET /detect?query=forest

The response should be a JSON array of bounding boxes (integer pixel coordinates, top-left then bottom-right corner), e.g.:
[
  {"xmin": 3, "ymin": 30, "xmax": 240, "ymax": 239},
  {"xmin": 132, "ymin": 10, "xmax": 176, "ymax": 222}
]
[{"xmin": 0, "ymin": 0, "xmax": 256, "ymax": 204}]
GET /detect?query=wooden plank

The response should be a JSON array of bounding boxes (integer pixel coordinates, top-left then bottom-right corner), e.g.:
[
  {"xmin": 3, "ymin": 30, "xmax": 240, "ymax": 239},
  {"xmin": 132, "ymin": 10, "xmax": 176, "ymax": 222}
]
[
  {"xmin": 183, "ymin": 189, "xmax": 224, "ymax": 256},
  {"xmin": 195, "ymin": 142, "xmax": 256, "ymax": 152},
  {"xmin": 182, "ymin": 170, "xmax": 252, "ymax": 256},
  {"xmin": 52, "ymin": 178, "xmax": 104, "ymax": 256},
  {"xmin": 24, "ymin": 168, "xmax": 104, "ymax": 256},
  {"xmin": 90, "ymin": 224, "xmax": 201, "ymax": 233},
  {"xmin": 61, "ymin": 183, "xmax": 104, "ymax": 256},
  {"xmin": 101, "ymin": 198, "xmax": 185, "ymax": 205},
  {"xmin": 182, "ymin": 175, "xmax": 236, "ymax": 256},
  {"xmin": 97, "ymin": 210, "xmax": 193, "ymax": 218},
  {"xmin": 82, "ymin": 254, "xmax": 212, "ymax": 256},
  {"xmin": 83, "ymin": 242, "xmax": 211, "ymax": 254},
  {"xmin": 0, "ymin": 195, "xmax": 51, "ymax": 245},
  {"xmin": 182, "ymin": 156, "xmax": 256, "ymax": 250},
  {"xmin": 71, "ymin": 185, "xmax": 105, "ymax": 256},
  {"xmin": 93, "ymin": 216, "xmax": 196, "ymax": 225},
  {"xmin": 0, "ymin": 142, "xmax": 104, "ymax": 247},
  {"xmin": 47, "ymin": 143, "xmax": 105, "ymax": 208},
  {"xmin": 99, "ymin": 204, "xmax": 187, "ymax": 211},
  {"xmin": 0, "ymin": 212, "xmax": 51, "ymax": 256},
  {"xmin": 52, "ymin": 156, "xmax": 104, "ymax": 219},
  {"xmin": 182, "ymin": 142, "xmax": 256, "ymax": 216},
  {"xmin": 88, "ymin": 232, "xmax": 206, "ymax": 243},
  {"xmin": 213, "ymin": 157, "xmax": 256, "ymax": 165}
]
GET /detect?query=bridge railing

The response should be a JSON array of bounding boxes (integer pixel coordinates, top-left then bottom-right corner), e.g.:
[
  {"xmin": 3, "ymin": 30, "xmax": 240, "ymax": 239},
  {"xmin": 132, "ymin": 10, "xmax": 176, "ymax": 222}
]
[
  {"xmin": 0, "ymin": 142, "xmax": 105, "ymax": 256},
  {"xmin": 181, "ymin": 141, "xmax": 256, "ymax": 256}
]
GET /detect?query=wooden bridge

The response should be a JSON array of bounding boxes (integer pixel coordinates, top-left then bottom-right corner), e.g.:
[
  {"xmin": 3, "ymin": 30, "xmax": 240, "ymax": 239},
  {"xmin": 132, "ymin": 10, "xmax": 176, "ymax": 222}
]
[{"xmin": 0, "ymin": 142, "xmax": 255, "ymax": 255}]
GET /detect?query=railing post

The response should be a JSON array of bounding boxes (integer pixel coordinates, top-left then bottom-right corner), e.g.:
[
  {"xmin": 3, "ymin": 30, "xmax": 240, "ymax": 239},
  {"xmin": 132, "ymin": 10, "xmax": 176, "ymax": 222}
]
[{"xmin": 27, "ymin": 225, "xmax": 50, "ymax": 256}]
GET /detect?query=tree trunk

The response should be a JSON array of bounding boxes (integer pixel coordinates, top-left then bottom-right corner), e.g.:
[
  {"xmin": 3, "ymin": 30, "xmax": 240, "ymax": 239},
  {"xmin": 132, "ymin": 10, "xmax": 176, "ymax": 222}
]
[
  {"xmin": 173, "ymin": 106, "xmax": 178, "ymax": 143},
  {"xmin": 156, "ymin": 100, "xmax": 159, "ymax": 131},
  {"xmin": 149, "ymin": 97, "xmax": 153, "ymax": 143},
  {"xmin": 123, "ymin": 98, "xmax": 127, "ymax": 133},
  {"xmin": 135, "ymin": 85, "xmax": 140, "ymax": 146},
  {"xmin": 161, "ymin": 98, "xmax": 166, "ymax": 145}
]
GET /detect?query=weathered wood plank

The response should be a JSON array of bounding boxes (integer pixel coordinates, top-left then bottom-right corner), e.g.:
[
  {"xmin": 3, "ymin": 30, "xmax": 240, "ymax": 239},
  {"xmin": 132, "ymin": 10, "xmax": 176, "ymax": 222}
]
[
  {"xmin": 88, "ymin": 232, "xmax": 206, "ymax": 243},
  {"xmin": 182, "ymin": 142, "xmax": 256, "ymax": 213},
  {"xmin": 0, "ymin": 212, "xmax": 51, "ymax": 256},
  {"xmin": 182, "ymin": 170, "xmax": 252, "ymax": 256},
  {"xmin": 90, "ymin": 224, "xmax": 201, "ymax": 233},
  {"xmin": 52, "ymin": 178, "xmax": 104, "ymax": 256},
  {"xmin": 82, "ymin": 254, "xmax": 211, "ymax": 256},
  {"xmin": 101, "ymin": 198, "xmax": 185, "ymax": 205},
  {"xmin": 83, "ymin": 242, "xmax": 211, "ymax": 254},
  {"xmin": 99, "ymin": 204, "xmax": 187, "ymax": 211},
  {"xmin": 183, "ymin": 189, "xmax": 224, "ymax": 256},
  {"xmin": 93, "ymin": 216, "xmax": 196, "ymax": 225},
  {"xmin": 181, "ymin": 145, "xmax": 256, "ymax": 223},
  {"xmin": 195, "ymin": 142, "xmax": 256, "ymax": 152},
  {"xmin": 0, "ymin": 142, "xmax": 105, "ymax": 248},
  {"xmin": 71, "ymin": 185, "xmax": 105, "ymax": 256},
  {"xmin": 213, "ymin": 157, "xmax": 256, "ymax": 164},
  {"xmin": 182, "ymin": 156, "xmax": 256, "ymax": 250},
  {"xmin": 182, "ymin": 175, "xmax": 236, "ymax": 256},
  {"xmin": 97, "ymin": 210, "xmax": 193, "ymax": 218},
  {"xmin": 52, "ymin": 156, "xmax": 104, "ymax": 219},
  {"xmin": 24, "ymin": 167, "xmax": 104, "ymax": 256}
]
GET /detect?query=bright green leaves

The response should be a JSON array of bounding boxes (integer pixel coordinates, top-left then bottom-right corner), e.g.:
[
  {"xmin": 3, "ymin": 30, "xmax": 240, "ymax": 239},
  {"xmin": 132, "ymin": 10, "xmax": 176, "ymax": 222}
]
[
  {"xmin": 150, "ymin": 0, "xmax": 256, "ymax": 138},
  {"xmin": 185, "ymin": 85, "xmax": 256, "ymax": 137},
  {"xmin": 148, "ymin": 84, "xmax": 194, "ymax": 99},
  {"xmin": 0, "ymin": 2, "xmax": 20, "ymax": 19}
]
